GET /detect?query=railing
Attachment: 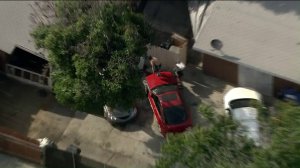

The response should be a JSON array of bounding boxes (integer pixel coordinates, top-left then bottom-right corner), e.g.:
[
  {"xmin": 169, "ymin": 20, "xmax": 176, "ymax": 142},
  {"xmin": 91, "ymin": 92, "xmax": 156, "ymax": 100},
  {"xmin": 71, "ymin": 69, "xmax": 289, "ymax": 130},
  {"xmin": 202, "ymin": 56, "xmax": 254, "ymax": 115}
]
[{"xmin": 5, "ymin": 64, "xmax": 52, "ymax": 89}]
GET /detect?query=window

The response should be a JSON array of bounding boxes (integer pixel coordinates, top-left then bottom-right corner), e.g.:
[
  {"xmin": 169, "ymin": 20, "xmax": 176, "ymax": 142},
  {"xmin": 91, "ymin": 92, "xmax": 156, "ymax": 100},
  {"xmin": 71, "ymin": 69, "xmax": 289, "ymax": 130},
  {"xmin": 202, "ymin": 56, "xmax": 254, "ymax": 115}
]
[
  {"xmin": 152, "ymin": 94, "xmax": 162, "ymax": 115},
  {"xmin": 152, "ymin": 85, "xmax": 177, "ymax": 95},
  {"xmin": 163, "ymin": 106, "xmax": 186, "ymax": 125},
  {"xmin": 229, "ymin": 99, "xmax": 260, "ymax": 109},
  {"xmin": 161, "ymin": 93, "xmax": 178, "ymax": 102}
]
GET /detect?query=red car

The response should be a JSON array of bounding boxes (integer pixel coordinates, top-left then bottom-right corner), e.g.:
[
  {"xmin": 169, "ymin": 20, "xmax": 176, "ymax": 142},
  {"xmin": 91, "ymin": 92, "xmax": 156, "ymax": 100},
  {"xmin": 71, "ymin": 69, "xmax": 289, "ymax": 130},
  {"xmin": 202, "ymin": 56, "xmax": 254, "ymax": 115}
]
[{"xmin": 143, "ymin": 71, "xmax": 192, "ymax": 136}]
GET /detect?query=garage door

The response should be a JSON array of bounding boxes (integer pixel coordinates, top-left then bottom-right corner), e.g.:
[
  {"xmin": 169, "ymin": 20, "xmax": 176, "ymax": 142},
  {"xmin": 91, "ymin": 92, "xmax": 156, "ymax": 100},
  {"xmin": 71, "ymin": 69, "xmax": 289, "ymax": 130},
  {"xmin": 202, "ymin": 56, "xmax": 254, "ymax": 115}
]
[{"xmin": 203, "ymin": 54, "xmax": 238, "ymax": 84}]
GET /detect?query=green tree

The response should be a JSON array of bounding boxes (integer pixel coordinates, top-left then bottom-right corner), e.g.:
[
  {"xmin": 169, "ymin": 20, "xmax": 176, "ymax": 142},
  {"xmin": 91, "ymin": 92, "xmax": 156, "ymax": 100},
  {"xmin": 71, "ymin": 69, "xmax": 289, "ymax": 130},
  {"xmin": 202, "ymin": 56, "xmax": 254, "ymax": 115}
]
[
  {"xmin": 156, "ymin": 105, "xmax": 255, "ymax": 168},
  {"xmin": 156, "ymin": 102, "xmax": 300, "ymax": 168},
  {"xmin": 250, "ymin": 102, "xmax": 300, "ymax": 168},
  {"xmin": 32, "ymin": 1, "xmax": 153, "ymax": 113}
]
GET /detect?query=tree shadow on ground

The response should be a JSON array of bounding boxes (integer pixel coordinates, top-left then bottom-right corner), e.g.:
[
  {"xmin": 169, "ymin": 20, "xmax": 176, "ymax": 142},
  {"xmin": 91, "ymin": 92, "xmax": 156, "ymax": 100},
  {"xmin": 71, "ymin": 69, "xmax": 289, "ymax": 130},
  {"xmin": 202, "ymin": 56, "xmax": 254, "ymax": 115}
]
[
  {"xmin": 0, "ymin": 74, "xmax": 87, "ymax": 142},
  {"xmin": 0, "ymin": 74, "xmax": 49, "ymax": 135},
  {"xmin": 242, "ymin": 1, "xmax": 300, "ymax": 17}
]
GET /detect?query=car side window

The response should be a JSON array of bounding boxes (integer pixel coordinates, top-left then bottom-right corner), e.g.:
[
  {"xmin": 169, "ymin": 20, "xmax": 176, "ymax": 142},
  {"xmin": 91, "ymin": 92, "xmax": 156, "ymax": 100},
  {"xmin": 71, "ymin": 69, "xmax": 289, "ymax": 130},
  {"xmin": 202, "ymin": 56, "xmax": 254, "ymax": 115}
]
[{"xmin": 152, "ymin": 94, "xmax": 162, "ymax": 116}]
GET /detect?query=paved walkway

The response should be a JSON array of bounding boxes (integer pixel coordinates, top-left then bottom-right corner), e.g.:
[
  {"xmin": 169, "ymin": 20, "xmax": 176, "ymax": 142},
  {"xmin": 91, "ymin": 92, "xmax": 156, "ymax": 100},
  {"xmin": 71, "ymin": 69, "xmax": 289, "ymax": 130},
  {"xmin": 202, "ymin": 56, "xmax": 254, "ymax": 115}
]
[{"xmin": 0, "ymin": 153, "xmax": 41, "ymax": 168}]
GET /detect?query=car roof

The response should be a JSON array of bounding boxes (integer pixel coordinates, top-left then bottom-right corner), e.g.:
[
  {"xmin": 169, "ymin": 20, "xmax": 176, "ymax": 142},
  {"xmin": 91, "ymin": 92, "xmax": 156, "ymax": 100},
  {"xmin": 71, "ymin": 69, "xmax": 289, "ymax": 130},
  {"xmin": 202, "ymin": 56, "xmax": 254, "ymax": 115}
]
[
  {"xmin": 145, "ymin": 71, "xmax": 178, "ymax": 90},
  {"xmin": 232, "ymin": 107, "xmax": 261, "ymax": 146},
  {"xmin": 224, "ymin": 87, "xmax": 262, "ymax": 109}
]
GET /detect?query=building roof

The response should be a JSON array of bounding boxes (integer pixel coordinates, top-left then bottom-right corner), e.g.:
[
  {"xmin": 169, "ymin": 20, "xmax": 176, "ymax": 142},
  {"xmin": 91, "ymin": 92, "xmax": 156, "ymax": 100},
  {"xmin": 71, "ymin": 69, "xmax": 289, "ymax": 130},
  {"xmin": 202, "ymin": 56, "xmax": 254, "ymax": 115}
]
[
  {"xmin": 193, "ymin": 1, "xmax": 300, "ymax": 84},
  {"xmin": 0, "ymin": 1, "xmax": 52, "ymax": 58}
]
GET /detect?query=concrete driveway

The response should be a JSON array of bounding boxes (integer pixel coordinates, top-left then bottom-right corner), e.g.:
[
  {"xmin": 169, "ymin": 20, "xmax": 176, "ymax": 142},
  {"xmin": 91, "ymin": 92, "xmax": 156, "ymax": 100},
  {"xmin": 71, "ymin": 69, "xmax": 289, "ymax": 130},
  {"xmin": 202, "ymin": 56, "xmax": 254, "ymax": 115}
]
[{"xmin": 180, "ymin": 64, "xmax": 234, "ymax": 124}]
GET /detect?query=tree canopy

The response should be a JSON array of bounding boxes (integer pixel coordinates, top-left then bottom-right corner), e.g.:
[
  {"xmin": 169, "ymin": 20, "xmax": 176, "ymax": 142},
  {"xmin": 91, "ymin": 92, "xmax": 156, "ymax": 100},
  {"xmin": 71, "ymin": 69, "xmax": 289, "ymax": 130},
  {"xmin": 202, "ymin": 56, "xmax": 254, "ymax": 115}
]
[
  {"xmin": 156, "ymin": 105, "xmax": 255, "ymax": 168},
  {"xmin": 250, "ymin": 102, "xmax": 300, "ymax": 168},
  {"xmin": 156, "ymin": 102, "xmax": 300, "ymax": 168},
  {"xmin": 32, "ymin": 1, "xmax": 153, "ymax": 113}
]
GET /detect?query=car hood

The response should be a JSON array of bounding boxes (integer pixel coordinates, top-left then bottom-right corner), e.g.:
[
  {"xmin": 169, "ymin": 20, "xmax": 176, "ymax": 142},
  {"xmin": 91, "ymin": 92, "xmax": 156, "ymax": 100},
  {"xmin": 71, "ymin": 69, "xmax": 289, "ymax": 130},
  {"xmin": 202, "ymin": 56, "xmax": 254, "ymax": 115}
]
[
  {"xmin": 145, "ymin": 71, "xmax": 177, "ymax": 90},
  {"xmin": 232, "ymin": 107, "xmax": 261, "ymax": 146},
  {"xmin": 224, "ymin": 87, "xmax": 262, "ymax": 109}
]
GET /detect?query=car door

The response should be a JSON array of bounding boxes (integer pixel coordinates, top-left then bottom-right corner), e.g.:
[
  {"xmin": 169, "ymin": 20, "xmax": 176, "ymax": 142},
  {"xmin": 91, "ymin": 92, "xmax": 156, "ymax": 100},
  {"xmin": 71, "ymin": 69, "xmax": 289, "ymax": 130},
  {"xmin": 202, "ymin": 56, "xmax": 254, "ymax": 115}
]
[{"xmin": 149, "ymin": 93, "xmax": 165, "ymax": 127}]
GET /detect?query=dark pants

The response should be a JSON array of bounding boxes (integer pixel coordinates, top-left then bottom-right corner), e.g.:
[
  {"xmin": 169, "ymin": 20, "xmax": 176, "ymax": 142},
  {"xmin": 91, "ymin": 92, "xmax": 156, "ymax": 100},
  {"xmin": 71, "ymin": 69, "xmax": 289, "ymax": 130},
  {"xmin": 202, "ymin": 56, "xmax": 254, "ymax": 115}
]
[{"xmin": 154, "ymin": 64, "xmax": 161, "ymax": 72}]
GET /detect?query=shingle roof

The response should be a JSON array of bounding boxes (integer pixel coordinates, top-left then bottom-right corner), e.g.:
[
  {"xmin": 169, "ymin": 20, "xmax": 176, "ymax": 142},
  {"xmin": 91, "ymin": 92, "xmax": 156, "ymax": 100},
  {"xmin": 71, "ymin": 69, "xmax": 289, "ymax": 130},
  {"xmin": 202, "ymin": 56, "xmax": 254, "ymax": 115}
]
[{"xmin": 193, "ymin": 1, "xmax": 300, "ymax": 84}]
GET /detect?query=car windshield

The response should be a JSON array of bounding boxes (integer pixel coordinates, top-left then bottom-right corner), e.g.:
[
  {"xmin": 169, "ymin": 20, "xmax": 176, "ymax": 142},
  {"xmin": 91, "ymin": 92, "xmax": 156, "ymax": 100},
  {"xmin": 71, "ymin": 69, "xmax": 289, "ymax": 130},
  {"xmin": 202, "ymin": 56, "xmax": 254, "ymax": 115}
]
[
  {"xmin": 160, "ymin": 92, "xmax": 178, "ymax": 102},
  {"xmin": 152, "ymin": 85, "xmax": 177, "ymax": 95},
  {"xmin": 163, "ymin": 106, "xmax": 186, "ymax": 125},
  {"xmin": 229, "ymin": 98, "xmax": 260, "ymax": 109}
]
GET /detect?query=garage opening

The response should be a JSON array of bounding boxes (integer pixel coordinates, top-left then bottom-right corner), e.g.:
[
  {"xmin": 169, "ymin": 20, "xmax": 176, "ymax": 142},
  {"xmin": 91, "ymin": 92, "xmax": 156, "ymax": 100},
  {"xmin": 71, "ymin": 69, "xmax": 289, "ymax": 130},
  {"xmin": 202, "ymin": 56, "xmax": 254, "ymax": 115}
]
[
  {"xmin": 9, "ymin": 46, "xmax": 49, "ymax": 75},
  {"xmin": 5, "ymin": 46, "xmax": 51, "ymax": 89}
]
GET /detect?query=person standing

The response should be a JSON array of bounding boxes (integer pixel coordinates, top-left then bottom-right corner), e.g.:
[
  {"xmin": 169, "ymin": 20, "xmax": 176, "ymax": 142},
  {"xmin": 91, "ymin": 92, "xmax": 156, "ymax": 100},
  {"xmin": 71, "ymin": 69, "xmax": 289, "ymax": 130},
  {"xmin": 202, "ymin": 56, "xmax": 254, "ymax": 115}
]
[{"xmin": 148, "ymin": 55, "xmax": 161, "ymax": 75}]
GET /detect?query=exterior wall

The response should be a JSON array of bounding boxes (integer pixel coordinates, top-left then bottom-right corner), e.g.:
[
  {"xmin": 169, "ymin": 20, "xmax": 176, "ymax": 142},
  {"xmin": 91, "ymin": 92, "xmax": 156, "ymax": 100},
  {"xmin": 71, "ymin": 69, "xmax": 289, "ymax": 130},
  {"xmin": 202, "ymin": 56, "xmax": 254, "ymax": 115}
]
[
  {"xmin": 238, "ymin": 65, "xmax": 273, "ymax": 96},
  {"xmin": 202, "ymin": 54, "xmax": 300, "ymax": 97},
  {"xmin": 147, "ymin": 33, "xmax": 188, "ymax": 71},
  {"xmin": 273, "ymin": 77, "xmax": 300, "ymax": 95},
  {"xmin": 202, "ymin": 54, "xmax": 238, "ymax": 85}
]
